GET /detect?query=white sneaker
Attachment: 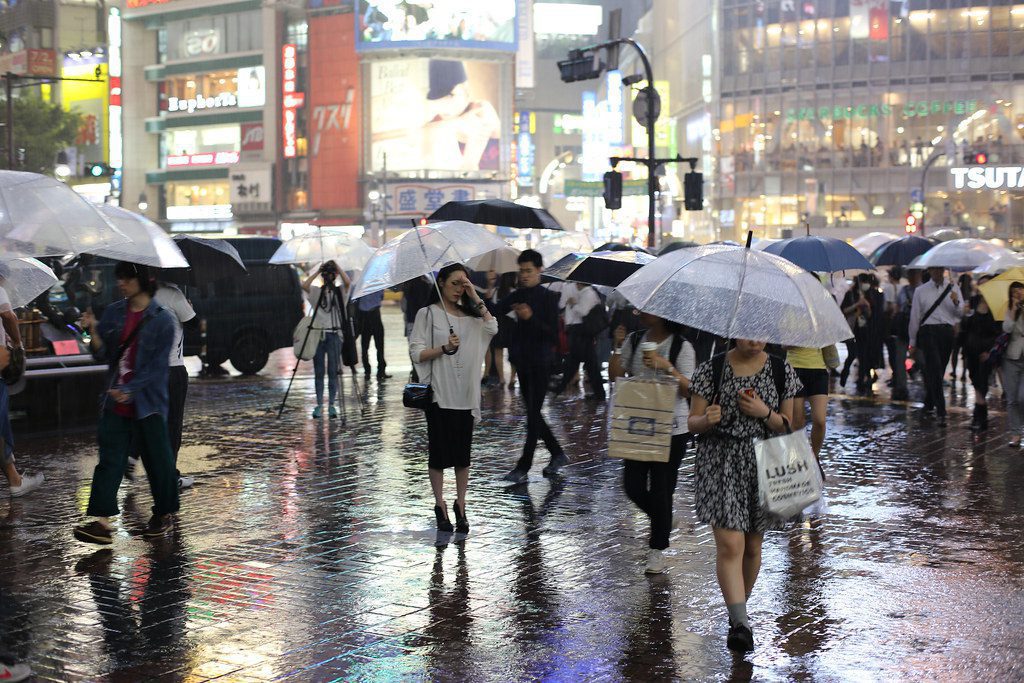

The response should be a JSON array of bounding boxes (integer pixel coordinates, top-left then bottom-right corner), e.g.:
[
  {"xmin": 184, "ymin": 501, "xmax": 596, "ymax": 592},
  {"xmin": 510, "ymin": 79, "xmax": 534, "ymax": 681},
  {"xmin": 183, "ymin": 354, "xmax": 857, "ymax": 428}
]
[
  {"xmin": 0, "ymin": 660, "xmax": 32, "ymax": 682},
  {"xmin": 9, "ymin": 472, "xmax": 44, "ymax": 498},
  {"xmin": 645, "ymin": 548, "xmax": 667, "ymax": 574},
  {"xmin": 178, "ymin": 475, "xmax": 195, "ymax": 489}
]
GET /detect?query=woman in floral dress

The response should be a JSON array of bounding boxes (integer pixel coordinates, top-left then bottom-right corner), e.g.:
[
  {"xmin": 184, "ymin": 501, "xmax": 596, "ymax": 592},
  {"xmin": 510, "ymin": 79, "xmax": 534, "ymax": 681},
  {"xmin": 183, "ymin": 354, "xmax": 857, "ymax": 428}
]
[{"xmin": 687, "ymin": 339, "xmax": 801, "ymax": 653}]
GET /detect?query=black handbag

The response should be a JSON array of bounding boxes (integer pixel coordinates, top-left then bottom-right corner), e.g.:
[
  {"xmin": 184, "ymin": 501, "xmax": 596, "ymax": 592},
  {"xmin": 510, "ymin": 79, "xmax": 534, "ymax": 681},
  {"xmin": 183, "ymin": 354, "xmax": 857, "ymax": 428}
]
[{"xmin": 404, "ymin": 308, "xmax": 436, "ymax": 410}]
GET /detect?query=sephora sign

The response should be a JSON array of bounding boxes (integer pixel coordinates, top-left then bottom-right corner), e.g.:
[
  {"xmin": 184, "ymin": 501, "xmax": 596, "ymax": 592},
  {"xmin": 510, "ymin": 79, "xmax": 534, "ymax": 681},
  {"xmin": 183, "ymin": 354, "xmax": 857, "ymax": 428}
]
[{"xmin": 950, "ymin": 166, "xmax": 1024, "ymax": 191}]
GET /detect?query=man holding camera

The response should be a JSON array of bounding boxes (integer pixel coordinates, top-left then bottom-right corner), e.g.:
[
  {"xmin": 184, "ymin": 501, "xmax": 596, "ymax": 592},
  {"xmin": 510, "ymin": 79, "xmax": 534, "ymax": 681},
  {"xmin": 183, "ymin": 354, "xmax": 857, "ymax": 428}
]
[
  {"xmin": 302, "ymin": 261, "xmax": 351, "ymax": 418},
  {"xmin": 908, "ymin": 267, "xmax": 963, "ymax": 426}
]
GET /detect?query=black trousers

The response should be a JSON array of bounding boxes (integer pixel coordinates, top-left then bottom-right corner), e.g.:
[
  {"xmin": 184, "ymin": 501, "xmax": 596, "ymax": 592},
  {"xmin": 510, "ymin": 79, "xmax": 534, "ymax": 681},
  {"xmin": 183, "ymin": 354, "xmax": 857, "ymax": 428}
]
[
  {"xmin": 918, "ymin": 324, "xmax": 955, "ymax": 416},
  {"xmin": 557, "ymin": 328, "xmax": 605, "ymax": 397},
  {"xmin": 359, "ymin": 308, "xmax": 386, "ymax": 373},
  {"xmin": 623, "ymin": 435, "xmax": 687, "ymax": 550},
  {"xmin": 517, "ymin": 363, "xmax": 563, "ymax": 470}
]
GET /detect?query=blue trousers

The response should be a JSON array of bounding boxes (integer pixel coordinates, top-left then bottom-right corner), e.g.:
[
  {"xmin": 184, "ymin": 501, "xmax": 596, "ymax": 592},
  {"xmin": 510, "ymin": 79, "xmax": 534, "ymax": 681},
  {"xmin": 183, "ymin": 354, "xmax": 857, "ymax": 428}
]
[{"xmin": 313, "ymin": 332, "xmax": 341, "ymax": 405}]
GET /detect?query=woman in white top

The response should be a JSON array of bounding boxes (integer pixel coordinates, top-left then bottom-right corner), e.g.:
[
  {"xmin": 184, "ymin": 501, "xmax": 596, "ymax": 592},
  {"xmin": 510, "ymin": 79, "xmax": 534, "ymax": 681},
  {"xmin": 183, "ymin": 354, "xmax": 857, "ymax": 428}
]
[
  {"xmin": 302, "ymin": 261, "xmax": 351, "ymax": 419},
  {"xmin": 409, "ymin": 264, "xmax": 498, "ymax": 533},
  {"xmin": 1001, "ymin": 281, "xmax": 1024, "ymax": 446},
  {"xmin": 609, "ymin": 313, "xmax": 696, "ymax": 575}
]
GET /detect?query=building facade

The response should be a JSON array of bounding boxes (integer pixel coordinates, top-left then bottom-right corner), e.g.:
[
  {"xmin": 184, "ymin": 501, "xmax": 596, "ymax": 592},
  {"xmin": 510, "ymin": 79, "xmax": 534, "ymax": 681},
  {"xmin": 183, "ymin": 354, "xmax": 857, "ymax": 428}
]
[{"xmin": 715, "ymin": 0, "xmax": 1024, "ymax": 239}]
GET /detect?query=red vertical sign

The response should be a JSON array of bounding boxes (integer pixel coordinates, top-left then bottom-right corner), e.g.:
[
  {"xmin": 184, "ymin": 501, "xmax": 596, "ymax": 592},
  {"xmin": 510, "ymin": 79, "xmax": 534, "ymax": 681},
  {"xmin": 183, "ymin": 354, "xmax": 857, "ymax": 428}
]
[
  {"xmin": 281, "ymin": 44, "xmax": 304, "ymax": 159},
  {"xmin": 308, "ymin": 14, "xmax": 361, "ymax": 210}
]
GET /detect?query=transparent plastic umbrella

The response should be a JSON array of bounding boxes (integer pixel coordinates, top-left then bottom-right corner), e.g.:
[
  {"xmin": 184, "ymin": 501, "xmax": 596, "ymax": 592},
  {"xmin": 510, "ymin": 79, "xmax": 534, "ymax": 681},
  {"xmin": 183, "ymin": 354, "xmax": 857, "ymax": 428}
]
[
  {"xmin": 616, "ymin": 244, "xmax": 853, "ymax": 347},
  {"xmin": 973, "ymin": 253, "xmax": 1024, "ymax": 275},
  {"xmin": 83, "ymin": 204, "xmax": 189, "ymax": 268},
  {"xmin": 535, "ymin": 232, "xmax": 593, "ymax": 266},
  {"xmin": 466, "ymin": 246, "xmax": 521, "ymax": 274},
  {"xmin": 850, "ymin": 231, "xmax": 899, "ymax": 256},
  {"xmin": 269, "ymin": 228, "xmax": 375, "ymax": 272},
  {"xmin": 0, "ymin": 257, "xmax": 58, "ymax": 308},
  {"xmin": 0, "ymin": 171, "xmax": 127, "ymax": 257},
  {"xmin": 908, "ymin": 238, "xmax": 1012, "ymax": 271}
]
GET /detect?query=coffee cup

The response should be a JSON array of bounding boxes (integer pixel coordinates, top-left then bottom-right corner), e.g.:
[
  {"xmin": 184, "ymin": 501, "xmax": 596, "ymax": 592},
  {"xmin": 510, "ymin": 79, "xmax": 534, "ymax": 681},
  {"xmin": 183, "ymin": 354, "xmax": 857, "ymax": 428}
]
[{"xmin": 640, "ymin": 341, "xmax": 658, "ymax": 362}]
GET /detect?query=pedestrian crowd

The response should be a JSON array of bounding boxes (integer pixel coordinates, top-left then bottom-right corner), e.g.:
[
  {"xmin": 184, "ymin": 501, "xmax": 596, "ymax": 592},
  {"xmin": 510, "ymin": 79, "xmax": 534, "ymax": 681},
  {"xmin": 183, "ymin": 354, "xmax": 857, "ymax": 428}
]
[{"xmin": 0, "ymin": 246, "xmax": 1017, "ymax": 669}]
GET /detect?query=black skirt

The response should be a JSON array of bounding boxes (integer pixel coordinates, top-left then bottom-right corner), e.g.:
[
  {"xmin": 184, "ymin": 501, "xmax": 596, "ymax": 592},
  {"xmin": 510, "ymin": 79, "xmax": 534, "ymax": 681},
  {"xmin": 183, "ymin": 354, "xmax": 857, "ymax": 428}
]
[{"xmin": 426, "ymin": 401, "xmax": 474, "ymax": 469}]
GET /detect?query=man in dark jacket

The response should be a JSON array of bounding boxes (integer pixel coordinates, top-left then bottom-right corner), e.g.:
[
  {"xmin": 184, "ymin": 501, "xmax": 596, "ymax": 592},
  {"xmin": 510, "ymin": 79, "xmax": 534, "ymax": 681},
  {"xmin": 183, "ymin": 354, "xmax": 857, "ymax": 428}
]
[
  {"xmin": 495, "ymin": 250, "xmax": 567, "ymax": 483},
  {"xmin": 73, "ymin": 262, "xmax": 180, "ymax": 545}
]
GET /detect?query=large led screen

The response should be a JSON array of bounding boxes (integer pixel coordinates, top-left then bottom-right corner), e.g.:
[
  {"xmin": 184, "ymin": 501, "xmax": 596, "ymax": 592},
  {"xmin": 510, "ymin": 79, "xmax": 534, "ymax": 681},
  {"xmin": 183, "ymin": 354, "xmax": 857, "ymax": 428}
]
[
  {"xmin": 357, "ymin": 1, "xmax": 516, "ymax": 51},
  {"xmin": 369, "ymin": 57, "xmax": 503, "ymax": 173}
]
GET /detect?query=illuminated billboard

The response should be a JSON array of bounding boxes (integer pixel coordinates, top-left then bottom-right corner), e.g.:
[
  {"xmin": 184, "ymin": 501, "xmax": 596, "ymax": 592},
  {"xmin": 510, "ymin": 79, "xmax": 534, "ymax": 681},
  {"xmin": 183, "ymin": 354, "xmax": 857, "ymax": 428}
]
[
  {"xmin": 369, "ymin": 57, "xmax": 503, "ymax": 173},
  {"xmin": 357, "ymin": 1, "xmax": 516, "ymax": 51}
]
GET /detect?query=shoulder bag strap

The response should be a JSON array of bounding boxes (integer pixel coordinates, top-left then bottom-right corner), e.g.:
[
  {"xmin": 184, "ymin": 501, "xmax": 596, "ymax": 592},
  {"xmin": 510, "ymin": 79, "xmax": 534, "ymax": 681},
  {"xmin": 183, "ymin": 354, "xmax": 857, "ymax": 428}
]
[{"xmin": 919, "ymin": 284, "xmax": 953, "ymax": 327}]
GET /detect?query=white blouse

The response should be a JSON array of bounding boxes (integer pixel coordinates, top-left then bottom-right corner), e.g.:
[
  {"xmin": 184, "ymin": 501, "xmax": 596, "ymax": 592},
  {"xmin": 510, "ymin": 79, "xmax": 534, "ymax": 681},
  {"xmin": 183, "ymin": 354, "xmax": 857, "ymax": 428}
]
[{"xmin": 409, "ymin": 304, "xmax": 498, "ymax": 421}]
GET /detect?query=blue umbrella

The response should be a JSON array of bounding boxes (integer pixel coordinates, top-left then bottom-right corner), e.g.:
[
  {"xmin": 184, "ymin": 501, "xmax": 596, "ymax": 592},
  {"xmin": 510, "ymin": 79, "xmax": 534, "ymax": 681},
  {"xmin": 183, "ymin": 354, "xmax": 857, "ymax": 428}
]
[
  {"xmin": 762, "ymin": 235, "xmax": 873, "ymax": 272},
  {"xmin": 870, "ymin": 235, "xmax": 936, "ymax": 267}
]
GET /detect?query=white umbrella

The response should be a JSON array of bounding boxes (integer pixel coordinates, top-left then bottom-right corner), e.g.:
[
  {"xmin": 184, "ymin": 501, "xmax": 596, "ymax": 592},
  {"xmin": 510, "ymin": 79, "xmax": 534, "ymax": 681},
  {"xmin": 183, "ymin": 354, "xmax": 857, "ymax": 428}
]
[
  {"xmin": 908, "ymin": 238, "xmax": 1013, "ymax": 270},
  {"xmin": 850, "ymin": 231, "xmax": 899, "ymax": 256},
  {"xmin": 82, "ymin": 204, "xmax": 189, "ymax": 268},
  {"xmin": 467, "ymin": 246, "xmax": 521, "ymax": 274},
  {"xmin": 617, "ymin": 244, "xmax": 853, "ymax": 347},
  {"xmin": 0, "ymin": 171, "xmax": 127, "ymax": 257},
  {"xmin": 535, "ymin": 232, "xmax": 592, "ymax": 266},
  {"xmin": 0, "ymin": 257, "xmax": 59, "ymax": 308},
  {"xmin": 270, "ymin": 228, "xmax": 375, "ymax": 272}
]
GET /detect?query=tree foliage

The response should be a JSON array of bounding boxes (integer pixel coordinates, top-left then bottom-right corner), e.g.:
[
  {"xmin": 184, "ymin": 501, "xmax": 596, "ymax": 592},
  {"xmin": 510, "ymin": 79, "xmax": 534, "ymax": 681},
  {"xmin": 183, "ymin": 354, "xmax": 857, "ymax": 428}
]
[{"xmin": 2, "ymin": 95, "xmax": 82, "ymax": 174}]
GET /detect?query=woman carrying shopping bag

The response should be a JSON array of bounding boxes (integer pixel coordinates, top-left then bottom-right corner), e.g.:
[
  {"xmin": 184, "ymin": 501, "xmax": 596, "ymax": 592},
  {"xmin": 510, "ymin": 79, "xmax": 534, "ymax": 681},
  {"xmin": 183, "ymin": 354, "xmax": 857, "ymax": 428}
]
[
  {"xmin": 409, "ymin": 264, "xmax": 497, "ymax": 533},
  {"xmin": 609, "ymin": 313, "xmax": 696, "ymax": 575},
  {"xmin": 687, "ymin": 339, "xmax": 801, "ymax": 653}
]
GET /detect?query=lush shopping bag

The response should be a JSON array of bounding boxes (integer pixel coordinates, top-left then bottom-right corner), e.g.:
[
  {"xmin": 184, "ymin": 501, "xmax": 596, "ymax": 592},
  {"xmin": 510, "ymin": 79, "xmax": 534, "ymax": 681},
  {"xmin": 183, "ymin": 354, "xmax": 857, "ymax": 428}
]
[
  {"xmin": 607, "ymin": 377, "xmax": 676, "ymax": 462},
  {"xmin": 754, "ymin": 429, "xmax": 823, "ymax": 519}
]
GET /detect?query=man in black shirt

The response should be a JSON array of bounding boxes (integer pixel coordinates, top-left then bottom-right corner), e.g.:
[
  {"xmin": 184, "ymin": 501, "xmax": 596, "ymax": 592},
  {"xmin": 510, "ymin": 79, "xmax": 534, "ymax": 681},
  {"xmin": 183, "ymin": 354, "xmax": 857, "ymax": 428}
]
[{"xmin": 495, "ymin": 250, "xmax": 567, "ymax": 483}]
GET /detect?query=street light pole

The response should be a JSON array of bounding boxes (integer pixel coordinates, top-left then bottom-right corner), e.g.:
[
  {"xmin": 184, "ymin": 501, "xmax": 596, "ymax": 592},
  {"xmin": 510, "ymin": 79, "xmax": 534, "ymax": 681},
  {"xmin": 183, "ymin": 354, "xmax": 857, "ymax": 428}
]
[
  {"xmin": 919, "ymin": 149, "xmax": 946, "ymax": 237},
  {"xmin": 4, "ymin": 73, "xmax": 14, "ymax": 169}
]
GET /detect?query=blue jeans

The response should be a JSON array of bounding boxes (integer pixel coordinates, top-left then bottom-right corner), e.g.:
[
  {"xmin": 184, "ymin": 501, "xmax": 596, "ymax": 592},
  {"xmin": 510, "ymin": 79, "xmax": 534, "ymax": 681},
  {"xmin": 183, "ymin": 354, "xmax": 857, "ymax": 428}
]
[
  {"xmin": 313, "ymin": 332, "xmax": 341, "ymax": 406},
  {"xmin": 1003, "ymin": 357, "xmax": 1024, "ymax": 434}
]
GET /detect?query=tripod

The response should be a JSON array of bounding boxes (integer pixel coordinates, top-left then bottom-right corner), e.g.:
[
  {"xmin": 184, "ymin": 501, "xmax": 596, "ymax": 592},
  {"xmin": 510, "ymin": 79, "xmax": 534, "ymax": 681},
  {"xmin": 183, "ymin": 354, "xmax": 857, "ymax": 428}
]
[{"xmin": 278, "ymin": 278, "xmax": 365, "ymax": 423}]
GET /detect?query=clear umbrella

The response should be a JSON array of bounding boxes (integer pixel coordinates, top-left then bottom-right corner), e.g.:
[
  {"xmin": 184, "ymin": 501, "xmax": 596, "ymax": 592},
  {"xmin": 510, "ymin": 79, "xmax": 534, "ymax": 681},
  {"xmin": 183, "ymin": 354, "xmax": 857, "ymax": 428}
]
[
  {"xmin": 850, "ymin": 231, "xmax": 899, "ymax": 256},
  {"xmin": 269, "ymin": 228, "xmax": 375, "ymax": 272},
  {"xmin": 973, "ymin": 252, "xmax": 1024, "ymax": 275},
  {"xmin": 349, "ymin": 220, "xmax": 509, "ymax": 329},
  {"xmin": 908, "ymin": 238, "xmax": 1012, "ymax": 270},
  {"xmin": 535, "ymin": 232, "xmax": 592, "ymax": 266},
  {"xmin": 616, "ymin": 243, "xmax": 853, "ymax": 347},
  {"xmin": 83, "ymin": 204, "xmax": 189, "ymax": 268},
  {"xmin": 466, "ymin": 246, "xmax": 521, "ymax": 274},
  {"xmin": 0, "ymin": 257, "xmax": 59, "ymax": 308},
  {"xmin": 0, "ymin": 171, "xmax": 127, "ymax": 257}
]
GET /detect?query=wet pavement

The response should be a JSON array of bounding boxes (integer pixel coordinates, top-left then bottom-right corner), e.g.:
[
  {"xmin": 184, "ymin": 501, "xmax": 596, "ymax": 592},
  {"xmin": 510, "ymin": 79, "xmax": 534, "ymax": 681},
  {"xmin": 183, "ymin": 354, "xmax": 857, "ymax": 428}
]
[{"xmin": 3, "ymin": 307, "xmax": 1024, "ymax": 681}]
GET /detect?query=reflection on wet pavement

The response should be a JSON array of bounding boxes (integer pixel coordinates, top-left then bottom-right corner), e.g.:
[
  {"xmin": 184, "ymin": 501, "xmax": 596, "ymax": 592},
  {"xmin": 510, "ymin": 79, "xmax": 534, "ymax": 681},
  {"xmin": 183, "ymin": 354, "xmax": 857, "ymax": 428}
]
[{"xmin": 3, "ymin": 311, "xmax": 1024, "ymax": 681}]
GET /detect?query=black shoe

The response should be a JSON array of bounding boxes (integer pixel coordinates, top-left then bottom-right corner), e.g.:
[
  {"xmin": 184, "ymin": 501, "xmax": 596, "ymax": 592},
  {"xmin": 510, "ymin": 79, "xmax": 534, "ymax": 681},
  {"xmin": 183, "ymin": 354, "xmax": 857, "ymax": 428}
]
[
  {"xmin": 434, "ymin": 504, "xmax": 454, "ymax": 533},
  {"xmin": 585, "ymin": 393, "xmax": 606, "ymax": 402},
  {"xmin": 73, "ymin": 521, "xmax": 113, "ymax": 545},
  {"xmin": 969, "ymin": 404, "xmax": 982, "ymax": 432},
  {"xmin": 452, "ymin": 501, "xmax": 469, "ymax": 534},
  {"xmin": 143, "ymin": 514, "xmax": 174, "ymax": 539},
  {"xmin": 502, "ymin": 468, "xmax": 529, "ymax": 484},
  {"xmin": 377, "ymin": 370, "xmax": 392, "ymax": 380},
  {"xmin": 726, "ymin": 623, "xmax": 754, "ymax": 652},
  {"xmin": 891, "ymin": 389, "xmax": 909, "ymax": 402},
  {"xmin": 542, "ymin": 452, "xmax": 569, "ymax": 477},
  {"xmin": 978, "ymin": 404, "xmax": 989, "ymax": 430}
]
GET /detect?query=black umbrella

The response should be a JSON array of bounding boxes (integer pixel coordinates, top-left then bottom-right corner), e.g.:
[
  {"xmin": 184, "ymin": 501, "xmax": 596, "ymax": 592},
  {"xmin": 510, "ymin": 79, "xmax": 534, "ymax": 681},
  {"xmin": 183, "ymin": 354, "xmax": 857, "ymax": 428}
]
[
  {"xmin": 870, "ymin": 235, "xmax": 936, "ymax": 267},
  {"xmin": 545, "ymin": 250, "xmax": 657, "ymax": 288},
  {"xmin": 593, "ymin": 242, "xmax": 649, "ymax": 253},
  {"xmin": 427, "ymin": 199, "xmax": 563, "ymax": 230},
  {"xmin": 658, "ymin": 240, "xmax": 700, "ymax": 256},
  {"xmin": 160, "ymin": 236, "xmax": 247, "ymax": 286}
]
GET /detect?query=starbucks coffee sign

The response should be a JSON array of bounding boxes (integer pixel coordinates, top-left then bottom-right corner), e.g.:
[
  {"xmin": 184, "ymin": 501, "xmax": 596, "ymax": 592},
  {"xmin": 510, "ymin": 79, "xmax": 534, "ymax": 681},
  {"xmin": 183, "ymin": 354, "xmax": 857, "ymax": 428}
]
[
  {"xmin": 950, "ymin": 166, "xmax": 1024, "ymax": 190},
  {"xmin": 786, "ymin": 99, "xmax": 978, "ymax": 123},
  {"xmin": 167, "ymin": 92, "xmax": 237, "ymax": 114}
]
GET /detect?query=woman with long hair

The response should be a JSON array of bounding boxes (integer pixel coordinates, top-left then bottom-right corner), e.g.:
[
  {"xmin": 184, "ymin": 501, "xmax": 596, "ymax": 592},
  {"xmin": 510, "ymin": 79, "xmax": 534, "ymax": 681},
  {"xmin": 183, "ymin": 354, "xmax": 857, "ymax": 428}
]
[
  {"xmin": 961, "ymin": 275, "xmax": 1000, "ymax": 431},
  {"xmin": 1001, "ymin": 281, "xmax": 1024, "ymax": 446},
  {"xmin": 409, "ymin": 264, "xmax": 497, "ymax": 532},
  {"xmin": 688, "ymin": 339, "xmax": 801, "ymax": 653},
  {"xmin": 951, "ymin": 273, "xmax": 976, "ymax": 384},
  {"xmin": 840, "ymin": 273, "xmax": 885, "ymax": 394}
]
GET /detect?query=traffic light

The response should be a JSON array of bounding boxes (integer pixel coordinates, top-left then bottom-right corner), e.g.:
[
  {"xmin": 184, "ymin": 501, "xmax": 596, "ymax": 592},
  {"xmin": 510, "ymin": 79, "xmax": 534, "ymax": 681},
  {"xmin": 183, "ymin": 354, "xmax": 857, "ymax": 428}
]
[
  {"xmin": 973, "ymin": 152, "xmax": 988, "ymax": 165},
  {"xmin": 85, "ymin": 162, "xmax": 113, "ymax": 177},
  {"xmin": 684, "ymin": 171, "xmax": 704, "ymax": 211},
  {"xmin": 602, "ymin": 170, "xmax": 622, "ymax": 210},
  {"xmin": 558, "ymin": 49, "xmax": 604, "ymax": 83},
  {"xmin": 904, "ymin": 212, "xmax": 918, "ymax": 234}
]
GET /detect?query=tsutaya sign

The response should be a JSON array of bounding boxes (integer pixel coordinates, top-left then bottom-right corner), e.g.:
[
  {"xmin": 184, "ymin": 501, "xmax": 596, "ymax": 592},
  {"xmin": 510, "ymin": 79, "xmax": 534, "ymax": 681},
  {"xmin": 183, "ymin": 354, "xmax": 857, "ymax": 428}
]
[
  {"xmin": 786, "ymin": 99, "xmax": 978, "ymax": 123},
  {"xmin": 950, "ymin": 166, "xmax": 1024, "ymax": 190}
]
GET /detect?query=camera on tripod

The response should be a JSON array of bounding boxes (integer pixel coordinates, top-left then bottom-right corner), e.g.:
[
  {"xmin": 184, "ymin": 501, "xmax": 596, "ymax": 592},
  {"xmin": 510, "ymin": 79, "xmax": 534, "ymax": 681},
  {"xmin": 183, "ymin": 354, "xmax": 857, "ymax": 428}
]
[{"xmin": 319, "ymin": 261, "xmax": 339, "ymax": 278}]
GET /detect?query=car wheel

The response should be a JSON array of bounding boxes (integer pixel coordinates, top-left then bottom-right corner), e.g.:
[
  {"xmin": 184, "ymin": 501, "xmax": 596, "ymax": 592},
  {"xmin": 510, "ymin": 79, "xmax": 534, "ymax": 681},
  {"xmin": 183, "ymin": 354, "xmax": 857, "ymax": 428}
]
[{"xmin": 230, "ymin": 334, "xmax": 268, "ymax": 375}]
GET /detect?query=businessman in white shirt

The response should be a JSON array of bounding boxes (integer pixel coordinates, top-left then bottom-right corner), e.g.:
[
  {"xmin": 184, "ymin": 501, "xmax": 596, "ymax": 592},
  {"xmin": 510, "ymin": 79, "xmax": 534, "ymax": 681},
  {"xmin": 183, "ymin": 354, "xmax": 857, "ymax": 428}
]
[{"xmin": 908, "ymin": 267, "xmax": 963, "ymax": 425}]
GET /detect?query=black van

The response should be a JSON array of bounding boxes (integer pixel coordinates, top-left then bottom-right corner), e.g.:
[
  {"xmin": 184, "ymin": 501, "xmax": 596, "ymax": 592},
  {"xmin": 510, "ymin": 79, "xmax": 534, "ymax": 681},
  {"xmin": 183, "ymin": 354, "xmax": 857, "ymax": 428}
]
[
  {"xmin": 182, "ymin": 237, "xmax": 305, "ymax": 374},
  {"xmin": 58, "ymin": 237, "xmax": 304, "ymax": 375}
]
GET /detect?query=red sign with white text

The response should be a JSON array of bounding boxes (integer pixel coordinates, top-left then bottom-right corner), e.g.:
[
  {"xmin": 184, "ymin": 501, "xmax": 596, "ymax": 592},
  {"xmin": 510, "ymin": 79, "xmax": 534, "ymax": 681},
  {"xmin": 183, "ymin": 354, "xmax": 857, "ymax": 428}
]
[
  {"xmin": 281, "ymin": 44, "xmax": 303, "ymax": 159},
  {"xmin": 241, "ymin": 122, "xmax": 264, "ymax": 152},
  {"xmin": 308, "ymin": 14, "xmax": 361, "ymax": 210}
]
